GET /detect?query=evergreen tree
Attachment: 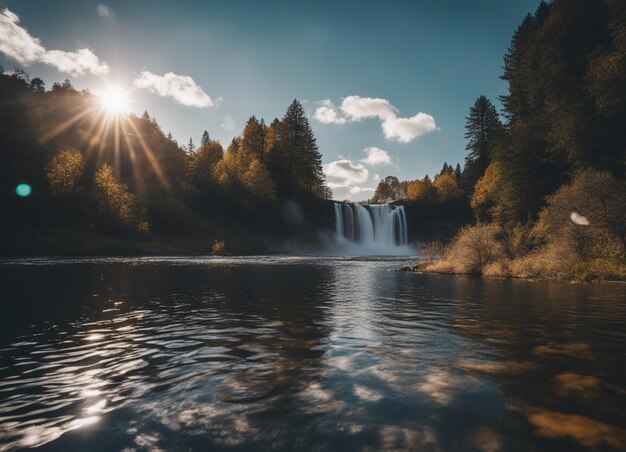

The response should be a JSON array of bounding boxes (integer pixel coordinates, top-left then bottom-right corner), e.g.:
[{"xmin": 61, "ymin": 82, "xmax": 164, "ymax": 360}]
[
  {"xmin": 280, "ymin": 100, "xmax": 308, "ymax": 194},
  {"xmin": 300, "ymin": 122, "xmax": 327, "ymax": 196},
  {"xmin": 462, "ymin": 96, "xmax": 503, "ymax": 191},
  {"xmin": 29, "ymin": 77, "xmax": 45, "ymax": 92},
  {"xmin": 187, "ymin": 137, "xmax": 195, "ymax": 155},
  {"xmin": 201, "ymin": 130, "xmax": 210, "ymax": 147},
  {"xmin": 454, "ymin": 163, "xmax": 462, "ymax": 182},
  {"xmin": 271, "ymin": 100, "xmax": 327, "ymax": 197},
  {"xmin": 150, "ymin": 117, "xmax": 161, "ymax": 132}
]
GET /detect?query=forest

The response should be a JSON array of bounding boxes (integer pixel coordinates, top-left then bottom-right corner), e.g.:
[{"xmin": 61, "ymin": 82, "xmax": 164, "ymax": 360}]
[
  {"xmin": 394, "ymin": 0, "xmax": 626, "ymax": 280},
  {"xmin": 0, "ymin": 73, "xmax": 332, "ymax": 255}
]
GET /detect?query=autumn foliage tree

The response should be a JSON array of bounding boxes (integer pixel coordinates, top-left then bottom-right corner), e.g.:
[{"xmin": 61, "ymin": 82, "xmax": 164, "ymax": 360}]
[
  {"xmin": 187, "ymin": 140, "xmax": 224, "ymax": 188},
  {"xmin": 46, "ymin": 149, "xmax": 84, "ymax": 196},
  {"xmin": 94, "ymin": 164, "xmax": 147, "ymax": 233},
  {"xmin": 433, "ymin": 173, "xmax": 462, "ymax": 201},
  {"xmin": 406, "ymin": 176, "xmax": 436, "ymax": 202},
  {"xmin": 243, "ymin": 159, "xmax": 275, "ymax": 201},
  {"xmin": 371, "ymin": 176, "xmax": 404, "ymax": 203}
]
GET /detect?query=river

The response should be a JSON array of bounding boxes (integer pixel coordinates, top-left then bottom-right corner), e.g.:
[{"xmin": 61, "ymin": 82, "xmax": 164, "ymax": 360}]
[{"xmin": 0, "ymin": 256, "xmax": 625, "ymax": 450}]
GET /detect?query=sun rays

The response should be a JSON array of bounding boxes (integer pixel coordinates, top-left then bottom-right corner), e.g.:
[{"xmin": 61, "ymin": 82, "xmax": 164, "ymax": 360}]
[
  {"xmin": 100, "ymin": 85, "xmax": 130, "ymax": 115},
  {"xmin": 37, "ymin": 83, "xmax": 170, "ymax": 194}
]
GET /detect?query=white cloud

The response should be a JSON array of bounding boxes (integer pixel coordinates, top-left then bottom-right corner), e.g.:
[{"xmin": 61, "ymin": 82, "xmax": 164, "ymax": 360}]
[
  {"xmin": 313, "ymin": 99, "xmax": 346, "ymax": 124},
  {"xmin": 312, "ymin": 94, "xmax": 438, "ymax": 143},
  {"xmin": 341, "ymin": 95, "xmax": 396, "ymax": 121},
  {"xmin": 0, "ymin": 9, "xmax": 44, "ymax": 65},
  {"xmin": 374, "ymin": 174, "xmax": 381, "ymax": 182},
  {"xmin": 134, "ymin": 71, "xmax": 213, "ymax": 108},
  {"xmin": 324, "ymin": 159, "xmax": 369, "ymax": 187},
  {"xmin": 381, "ymin": 113, "xmax": 437, "ymax": 143},
  {"xmin": 348, "ymin": 186, "xmax": 375, "ymax": 195},
  {"xmin": 221, "ymin": 115, "xmax": 235, "ymax": 131},
  {"xmin": 0, "ymin": 8, "xmax": 109, "ymax": 76},
  {"xmin": 362, "ymin": 147, "xmax": 392, "ymax": 166},
  {"xmin": 41, "ymin": 48, "xmax": 109, "ymax": 76},
  {"xmin": 96, "ymin": 5, "xmax": 113, "ymax": 18},
  {"xmin": 327, "ymin": 181, "xmax": 349, "ymax": 189}
]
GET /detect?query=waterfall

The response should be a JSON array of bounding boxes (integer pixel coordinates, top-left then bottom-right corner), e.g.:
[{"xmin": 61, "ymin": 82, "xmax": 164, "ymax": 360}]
[{"xmin": 333, "ymin": 202, "xmax": 411, "ymax": 255}]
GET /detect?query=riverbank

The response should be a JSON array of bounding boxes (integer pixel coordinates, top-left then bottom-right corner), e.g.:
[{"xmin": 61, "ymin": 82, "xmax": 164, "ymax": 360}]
[
  {"xmin": 0, "ymin": 224, "xmax": 271, "ymax": 256},
  {"xmin": 401, "ymin": 258, "xmax": 626, "ymax": 283}
]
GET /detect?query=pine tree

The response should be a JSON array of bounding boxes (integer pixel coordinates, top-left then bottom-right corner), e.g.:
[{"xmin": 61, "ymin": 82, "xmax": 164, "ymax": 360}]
[
  {"xmin": 30, "ymin": 77, "xmax": 45, "ymax": 92},
  {"xmin": 201, "ymin": 130, "xmax": 210, "ymax": 147},
  {"xmin": 462, "ymin": 96, "xmax": 503, "ymax": 191},
  {"xmin": 273, "ymin": 100, "xmax": 327, "ymax": 197},
  {"xmin": 281, "ymin": 100, "xmax": 307, "ymax": 193},
  {"xmin": 187, "ymin": 137, "xmax": 195, "ymax": 155},
  {"xmin": 454, "ymin": 163, "xmax": 462, "ymax": 182},
  {"xmin": 300, "ymin": 121, "xmax": 327, "ymax": 196}
]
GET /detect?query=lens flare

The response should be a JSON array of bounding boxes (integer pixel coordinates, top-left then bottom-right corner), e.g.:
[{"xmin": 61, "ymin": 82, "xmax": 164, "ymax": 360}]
[{"xmin": 15, "ymin": 183, "xmax": 32, "ymax": 197}]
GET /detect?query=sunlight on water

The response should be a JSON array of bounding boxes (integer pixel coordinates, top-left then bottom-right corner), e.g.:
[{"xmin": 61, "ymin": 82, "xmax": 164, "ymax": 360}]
[{"xmin": 0, "ymin": 256, "xmax": 624, "ymax": 450}]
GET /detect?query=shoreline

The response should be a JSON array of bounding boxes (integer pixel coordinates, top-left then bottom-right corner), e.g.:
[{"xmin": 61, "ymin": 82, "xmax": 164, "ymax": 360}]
[{"xmin": 400, "ymin": 262, "xmax": 626, "ymax": 284}]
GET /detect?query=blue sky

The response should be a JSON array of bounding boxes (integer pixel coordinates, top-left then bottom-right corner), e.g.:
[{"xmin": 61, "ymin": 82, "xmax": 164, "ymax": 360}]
[{"xmin": 0, "ymin": 0, "xmax": 540, "ymax": 200}]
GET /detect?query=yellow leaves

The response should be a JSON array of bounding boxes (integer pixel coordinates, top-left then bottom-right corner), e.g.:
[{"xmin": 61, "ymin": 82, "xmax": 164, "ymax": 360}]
[
  {"xmin": 46, "ymin": 149, "xmax": 84, "ymax": 195},
  {"xmin": 243, "ymin": 159, "xmax": 275, "ymax": 200},
  {"xmin": 94, "ymin": 163, "xmax": 145, "ymax": 230},
  {"xmin": 433, "ymin": 173, "xmax": 461, "ymax": 201},
  {"xmin": 406, "ymin": 173, "xmax": 461, "ymax": 203},
  {"xmin": 214, "ymin": 148, "xmax": 246, "ymax": 187},
  {"xmin": 470, "ymin": 163, "xmax": 503, "ymax": 221},
  {"xmin": 187, "ymin": 140, "xmax": 223, "ymax": 186},
  {"xmin": 406, "ymin": 178, "xmax": 435, "ymax": 202},
  {"xmin": 214, "ymin": 149, "xmax": 275, "ymax": 201}
]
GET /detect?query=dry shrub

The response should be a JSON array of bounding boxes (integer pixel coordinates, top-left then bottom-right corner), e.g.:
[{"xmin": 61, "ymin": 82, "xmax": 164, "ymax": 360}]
[
  {"xmin": 442, "ymin": 224, "xmax": 506, "ymax": 274},
  {"xmin": 416, "ymin": 240, "xmax": 446, "ymax": 261},
  {"xmin": 503, "ymin": 223, "xmax": 536, "ymax": 258},
  {"xmin": 508, "ymin": 244, "xmax": 571, "ymax": 279},
  {"xmin": 482, "ymin": 261, "xmax": 511, "ymax": 278},
  {"xmin": 419, "ymin": 259, "xmax": 463, "ymax": 274},
  {"xmin": 211, "ymin": 240, "xmax": 227, "ymax": 256},
  {"xmin": 536, "ymin": 169, "xmax": 626, "ymax": 259}
]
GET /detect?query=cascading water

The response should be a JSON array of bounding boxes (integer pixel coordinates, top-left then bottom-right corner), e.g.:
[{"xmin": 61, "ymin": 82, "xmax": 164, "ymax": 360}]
[{"xmin": 333, "ymin": 202, "xmax": 413, "ymax": 255}]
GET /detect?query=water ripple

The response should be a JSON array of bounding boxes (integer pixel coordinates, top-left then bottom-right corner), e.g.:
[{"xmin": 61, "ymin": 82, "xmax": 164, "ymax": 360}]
[{"xmin": 0, "ymin": 256, "xmax": 624, "ymax": 450}]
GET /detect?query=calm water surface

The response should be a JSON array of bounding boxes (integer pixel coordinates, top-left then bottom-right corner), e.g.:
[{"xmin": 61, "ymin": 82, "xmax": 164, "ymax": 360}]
[{"xmin": 0, "ymin": 256, "xmax": 625, "ymax": 451}]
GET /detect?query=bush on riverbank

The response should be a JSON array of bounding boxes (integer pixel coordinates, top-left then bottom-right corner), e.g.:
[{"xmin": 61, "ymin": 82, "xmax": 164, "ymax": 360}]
[{"xmin": 417, "ymin": 170, "xmax": 626, "ymax": 281}]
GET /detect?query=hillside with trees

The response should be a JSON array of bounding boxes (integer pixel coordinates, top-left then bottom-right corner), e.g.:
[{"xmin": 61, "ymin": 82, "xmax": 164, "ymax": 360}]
[
  {"xmin": 405, "ymin": 0, "xmax": 626, "ymax": 281},
  {"xmin": 0, "ymin": 72, "xmax": 332, "ymax": 255}
]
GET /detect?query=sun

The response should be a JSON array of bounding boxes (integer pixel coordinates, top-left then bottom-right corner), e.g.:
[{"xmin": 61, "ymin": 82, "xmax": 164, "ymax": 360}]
[{"xmin": 100, "ymin": 85, "xmax": 130, "ymax": 115}]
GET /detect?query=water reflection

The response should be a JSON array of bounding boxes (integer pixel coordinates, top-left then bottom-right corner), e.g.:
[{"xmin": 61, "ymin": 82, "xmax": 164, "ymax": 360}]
[{"xmin": 0, "ymin": 256, "xmax": 625, "ymax": 450}]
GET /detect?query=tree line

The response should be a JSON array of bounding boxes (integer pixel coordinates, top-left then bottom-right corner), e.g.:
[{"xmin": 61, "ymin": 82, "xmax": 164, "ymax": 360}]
[
  {"xmin": 407, "ymin": 0, "xmax": 626, "ymax": 280},
  {"xmin": 0, "ymin": 70, "xmax": 330, "ymax": 253}
]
